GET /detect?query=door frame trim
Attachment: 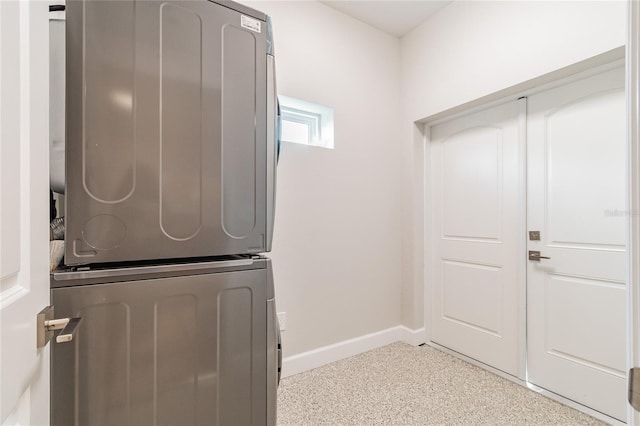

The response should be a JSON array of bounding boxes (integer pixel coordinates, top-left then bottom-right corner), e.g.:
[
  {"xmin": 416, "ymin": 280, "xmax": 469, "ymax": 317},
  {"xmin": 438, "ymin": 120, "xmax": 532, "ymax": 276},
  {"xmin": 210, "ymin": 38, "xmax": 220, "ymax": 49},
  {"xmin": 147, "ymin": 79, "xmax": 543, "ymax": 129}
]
[{"xmin": 627, "ymin": 0, "xmax": 640, "ymax": 423}]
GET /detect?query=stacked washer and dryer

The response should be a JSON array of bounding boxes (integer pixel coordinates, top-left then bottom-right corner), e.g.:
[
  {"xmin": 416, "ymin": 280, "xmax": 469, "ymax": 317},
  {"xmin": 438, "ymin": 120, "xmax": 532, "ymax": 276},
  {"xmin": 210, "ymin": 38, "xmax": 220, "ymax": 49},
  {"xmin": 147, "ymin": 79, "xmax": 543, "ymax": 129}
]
[{"xmin": 48, "ymin": 1, "xmax": 281, "ymax": 424}]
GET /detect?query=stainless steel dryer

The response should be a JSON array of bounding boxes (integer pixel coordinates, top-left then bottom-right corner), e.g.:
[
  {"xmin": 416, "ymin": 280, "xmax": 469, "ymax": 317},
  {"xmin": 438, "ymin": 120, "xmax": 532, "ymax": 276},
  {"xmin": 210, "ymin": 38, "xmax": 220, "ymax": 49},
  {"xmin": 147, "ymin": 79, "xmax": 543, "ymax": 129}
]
[{"xmin": 63, "ymin": 0, "xmax": 279, "ymax": 265}]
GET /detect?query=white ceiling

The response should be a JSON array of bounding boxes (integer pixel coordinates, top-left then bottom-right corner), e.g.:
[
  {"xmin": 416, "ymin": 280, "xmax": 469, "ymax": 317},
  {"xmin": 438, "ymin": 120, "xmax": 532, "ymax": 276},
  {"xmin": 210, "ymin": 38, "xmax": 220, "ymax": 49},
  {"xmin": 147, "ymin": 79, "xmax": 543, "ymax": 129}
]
[{"xmin": 318, "ymin": 1, "xmax": 452, "ymax": 38}]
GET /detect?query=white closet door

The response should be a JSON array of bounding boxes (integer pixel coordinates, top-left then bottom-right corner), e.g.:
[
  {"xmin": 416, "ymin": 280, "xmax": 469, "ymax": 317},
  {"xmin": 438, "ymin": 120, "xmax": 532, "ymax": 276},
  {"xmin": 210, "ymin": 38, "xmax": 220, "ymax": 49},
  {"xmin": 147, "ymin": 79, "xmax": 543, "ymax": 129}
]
[
  {"xmin": 0, "ymin": 1, "xmax": 51, "ymax": 424},
  {"xmin": 429, "ymin": 100, "xmax": 521, "ymax": 376},
  {"xmin": 527, "ymin": 65, "xmax": 627, "ymax": 421}
]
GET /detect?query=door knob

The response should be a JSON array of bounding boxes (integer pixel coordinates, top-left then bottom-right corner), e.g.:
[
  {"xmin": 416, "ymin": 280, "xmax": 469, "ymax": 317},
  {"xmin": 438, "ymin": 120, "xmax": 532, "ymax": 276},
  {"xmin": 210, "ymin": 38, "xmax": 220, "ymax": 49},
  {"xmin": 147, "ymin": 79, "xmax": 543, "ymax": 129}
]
[
  {"xmin": 528, "ymin": 250, "xmax": 551, "ymax": 261},
  {"xmin": 37, "ymin": 306, "xmax": 82, "ymax": 348}
]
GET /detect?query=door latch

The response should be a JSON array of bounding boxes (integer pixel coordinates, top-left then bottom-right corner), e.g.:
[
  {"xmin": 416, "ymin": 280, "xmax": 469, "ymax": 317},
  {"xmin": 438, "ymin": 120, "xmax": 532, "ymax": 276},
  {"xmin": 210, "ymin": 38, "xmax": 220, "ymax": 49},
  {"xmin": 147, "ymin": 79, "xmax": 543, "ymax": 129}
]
[
  {"xmin": 528, "ymin": 250, "xmax": 551, "ymax": 261},
  {"xmin": 37, "ymin": 306, "xmax": 82, "ymax": 348}
]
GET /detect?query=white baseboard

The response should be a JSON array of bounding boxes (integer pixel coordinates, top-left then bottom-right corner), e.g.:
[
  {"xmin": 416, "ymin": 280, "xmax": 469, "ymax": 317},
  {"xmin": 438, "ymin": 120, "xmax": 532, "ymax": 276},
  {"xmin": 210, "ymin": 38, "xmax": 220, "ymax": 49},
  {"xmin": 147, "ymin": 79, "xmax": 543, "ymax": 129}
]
[
  {"xmin": 400, "ymin": 326, "xmax": 427, "ymax": 347},
  {"xmin": 281, "ymin": 326, "xmax": 426, "ymax": 378}
]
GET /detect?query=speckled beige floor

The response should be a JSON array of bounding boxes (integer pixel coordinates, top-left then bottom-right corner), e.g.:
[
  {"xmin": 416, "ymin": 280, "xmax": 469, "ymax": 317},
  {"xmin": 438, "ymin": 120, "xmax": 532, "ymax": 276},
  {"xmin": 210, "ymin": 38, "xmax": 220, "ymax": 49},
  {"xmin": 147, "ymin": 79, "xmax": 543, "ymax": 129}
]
[{"xmin": 277, "ymin": 342, "xmax": 609, "ymax": 425}]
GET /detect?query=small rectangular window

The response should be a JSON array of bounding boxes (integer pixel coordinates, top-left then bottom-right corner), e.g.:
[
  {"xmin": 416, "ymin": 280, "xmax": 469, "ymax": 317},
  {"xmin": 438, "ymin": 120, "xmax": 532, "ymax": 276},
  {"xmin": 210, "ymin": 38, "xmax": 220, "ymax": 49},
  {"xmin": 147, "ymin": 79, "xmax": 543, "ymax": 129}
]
[{"xmin": 279, "ymin": 95, "xmax": 334, "ymax": 149}]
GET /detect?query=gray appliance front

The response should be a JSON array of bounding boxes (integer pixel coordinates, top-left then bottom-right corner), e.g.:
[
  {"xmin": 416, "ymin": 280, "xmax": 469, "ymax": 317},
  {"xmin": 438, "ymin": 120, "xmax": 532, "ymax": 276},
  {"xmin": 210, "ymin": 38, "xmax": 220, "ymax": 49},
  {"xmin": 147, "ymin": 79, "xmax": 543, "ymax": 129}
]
[
  {"xmin": 64, "ymin": 0, "xmax": 277, "ymax": 265},
  {"xmin": 50, "ymin": 257, "xmax": 279, "ymax": 426}
]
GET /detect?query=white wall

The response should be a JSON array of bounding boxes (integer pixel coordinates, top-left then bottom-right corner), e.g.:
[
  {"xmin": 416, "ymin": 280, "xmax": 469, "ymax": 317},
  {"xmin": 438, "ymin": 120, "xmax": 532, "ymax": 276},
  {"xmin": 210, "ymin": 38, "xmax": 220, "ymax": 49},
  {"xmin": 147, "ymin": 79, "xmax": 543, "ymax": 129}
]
[
  {"xmin": 240, "ymin": 0, "xmax": 403, "ymax": 357},
  {"xmin": 399, "ymin": 1, "xmax": 627, "ymax": 329},
  {"xmin": 233, "ymin": 0, "xmax": 627, "ymax": 360},
  {"xmin": 402, "ymin": 1, "xmax": 626, "ymax": 121}
]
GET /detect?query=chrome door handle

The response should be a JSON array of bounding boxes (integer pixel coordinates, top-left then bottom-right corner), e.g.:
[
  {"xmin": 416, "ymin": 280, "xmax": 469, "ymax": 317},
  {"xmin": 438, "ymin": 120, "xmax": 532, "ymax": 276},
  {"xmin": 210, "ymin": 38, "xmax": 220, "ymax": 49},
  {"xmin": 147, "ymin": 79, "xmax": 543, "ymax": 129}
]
[
  {"xmin": 47, "ymin": 317, "xmax": 82, "ymax": 343},
  {"xmin": 37, "ymin": 306, "xmax": 82, "ymax": 347},
  {"xmin": 528, "ymin": 250, "xmax": 551, "ymax": 261}
]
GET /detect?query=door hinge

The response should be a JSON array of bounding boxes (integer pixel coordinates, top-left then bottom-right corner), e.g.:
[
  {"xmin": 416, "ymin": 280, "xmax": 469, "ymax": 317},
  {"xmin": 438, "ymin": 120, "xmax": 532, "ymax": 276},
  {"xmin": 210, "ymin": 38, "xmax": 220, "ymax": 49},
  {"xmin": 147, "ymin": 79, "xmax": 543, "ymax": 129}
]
[{"xmin": 629, "ymin": 368, "xmax": 640, "ymax": 411}]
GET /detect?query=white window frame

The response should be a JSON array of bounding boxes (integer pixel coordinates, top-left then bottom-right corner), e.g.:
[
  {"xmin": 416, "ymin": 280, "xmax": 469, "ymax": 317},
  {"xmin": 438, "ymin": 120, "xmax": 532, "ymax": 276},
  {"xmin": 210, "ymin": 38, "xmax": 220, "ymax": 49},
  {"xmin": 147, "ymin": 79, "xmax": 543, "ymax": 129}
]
[{"xmin": 279, "ymin": 95, "xmax": 334, "ymax": 149}]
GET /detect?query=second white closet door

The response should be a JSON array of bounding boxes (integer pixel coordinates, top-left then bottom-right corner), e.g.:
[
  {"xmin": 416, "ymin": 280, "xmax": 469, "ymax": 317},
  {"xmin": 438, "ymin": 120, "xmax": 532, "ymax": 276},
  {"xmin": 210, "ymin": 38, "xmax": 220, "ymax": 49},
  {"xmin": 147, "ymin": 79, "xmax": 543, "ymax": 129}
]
[{"xmin": 526, "ymin": 65, "xmax": 627, "ymax": 421}]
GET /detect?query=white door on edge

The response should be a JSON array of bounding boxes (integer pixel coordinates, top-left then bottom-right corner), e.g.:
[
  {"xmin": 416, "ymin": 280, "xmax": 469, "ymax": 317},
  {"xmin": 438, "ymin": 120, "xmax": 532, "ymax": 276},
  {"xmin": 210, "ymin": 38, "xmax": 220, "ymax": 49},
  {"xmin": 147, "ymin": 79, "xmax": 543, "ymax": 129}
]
[
  {"xmin": 430, "ymin": 100, "xmax": 521, "ymax": 377},
  {"xmin": 0, "ymin": 1, "xmax": 50, "ymax": 424},
  {"xmin": 526, "ymin": 65, "xmax": 627, "ymax": 421}
]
